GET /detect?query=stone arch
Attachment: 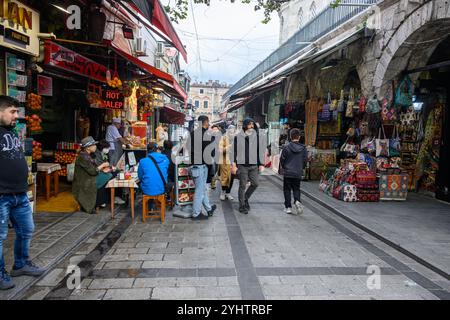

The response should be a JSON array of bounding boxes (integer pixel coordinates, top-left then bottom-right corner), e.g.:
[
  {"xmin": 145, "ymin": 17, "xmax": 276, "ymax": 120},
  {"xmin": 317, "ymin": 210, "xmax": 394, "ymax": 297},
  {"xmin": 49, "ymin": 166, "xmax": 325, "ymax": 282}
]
[{"xmin": 373, "ymin": 0, "xmax": 450, "ymax": 97}]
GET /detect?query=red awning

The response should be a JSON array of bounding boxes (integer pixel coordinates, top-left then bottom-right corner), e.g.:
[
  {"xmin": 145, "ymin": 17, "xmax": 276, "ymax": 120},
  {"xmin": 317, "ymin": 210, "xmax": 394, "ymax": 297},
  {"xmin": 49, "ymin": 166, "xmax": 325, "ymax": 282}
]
[
  {"xmin": 105, "ymin": 41, "xmax": 187, "ymax": 102},
  {"xmin": 128, "ymin": 0, "xmax": 187, "ymax": 63},
  {"xmin": 159, "ymin": 105, "xmax": 186, "ymax": 125}
]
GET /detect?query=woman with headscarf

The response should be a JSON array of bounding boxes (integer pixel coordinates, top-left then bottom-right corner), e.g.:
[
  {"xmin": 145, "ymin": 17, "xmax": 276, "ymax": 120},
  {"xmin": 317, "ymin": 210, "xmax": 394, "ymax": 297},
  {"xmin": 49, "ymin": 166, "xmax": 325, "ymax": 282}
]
[
  {"xmin": 219, "ymin": 124, "xmax": 236, "ymax": 201},
  {"xmin": 72, "ymin": 136, "xmax": 112, "ymax": 214}
]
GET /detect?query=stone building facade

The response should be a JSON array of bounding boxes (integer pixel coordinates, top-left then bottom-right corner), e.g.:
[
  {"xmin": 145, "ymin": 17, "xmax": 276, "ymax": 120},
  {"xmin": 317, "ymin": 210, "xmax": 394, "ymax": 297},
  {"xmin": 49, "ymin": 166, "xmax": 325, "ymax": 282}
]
[{"xmin": 189, "ymin": 81, "xmax": 231, "ymax": 122}]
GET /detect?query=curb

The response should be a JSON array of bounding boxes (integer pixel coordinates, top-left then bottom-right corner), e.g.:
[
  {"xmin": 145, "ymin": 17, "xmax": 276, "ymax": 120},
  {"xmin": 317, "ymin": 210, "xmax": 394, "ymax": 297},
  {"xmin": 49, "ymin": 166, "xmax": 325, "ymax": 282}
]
[{"xmin": 269, "ymin": 174, "xmax": 450, "ymax": 281}]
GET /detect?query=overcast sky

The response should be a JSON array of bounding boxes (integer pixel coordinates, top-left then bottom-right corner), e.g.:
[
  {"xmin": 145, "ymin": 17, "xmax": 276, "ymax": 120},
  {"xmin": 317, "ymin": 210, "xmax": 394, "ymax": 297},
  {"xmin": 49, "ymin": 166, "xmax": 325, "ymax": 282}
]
[{"xmin": 161, "ymin": 0, "xmax": 280, "ymax": 86}]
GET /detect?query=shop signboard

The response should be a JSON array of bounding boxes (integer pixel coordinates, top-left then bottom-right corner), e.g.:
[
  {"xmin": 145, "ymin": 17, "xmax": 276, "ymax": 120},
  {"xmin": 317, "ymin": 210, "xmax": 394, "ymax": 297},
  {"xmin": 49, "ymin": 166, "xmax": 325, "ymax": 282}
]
[
  {"xmin": 37, "ymin": 75, "xmax": 52, "ymax": 96},
  {"xmin": 44, "ymin": 41, "xmax": 108, "ymax": 83},
  {"xmin": 102, "ymin": 89, "xmax": 124, "ymax": 109},
  {"xmin": 0, "ymin": 0, "xmax": 40, "ymax": 56}
]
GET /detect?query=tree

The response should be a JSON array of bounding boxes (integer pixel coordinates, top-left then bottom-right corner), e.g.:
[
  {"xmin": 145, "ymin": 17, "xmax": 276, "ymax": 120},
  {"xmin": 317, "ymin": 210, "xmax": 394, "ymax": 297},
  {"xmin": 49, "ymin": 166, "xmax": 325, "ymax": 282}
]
[{"xmin": 163, "ymin": 0, "xmax": 287, "ymax": 24}]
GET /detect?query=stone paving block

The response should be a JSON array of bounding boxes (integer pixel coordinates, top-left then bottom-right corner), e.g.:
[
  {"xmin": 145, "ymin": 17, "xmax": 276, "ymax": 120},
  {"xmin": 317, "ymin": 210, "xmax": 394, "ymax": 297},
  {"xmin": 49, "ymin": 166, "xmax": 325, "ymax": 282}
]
[
  {"xmin": 89, "ymin": 278, "xmax": 135, "ymax": 289},
  {"xmin": 195, "ymin": 286, "xmax": 221, "ymax": 299},
  {"xmin": 103, "ymin": 261, "xmax": 143, "ymax": 269},
  {"xmin": 134, "ymin": 278, "xmax": 178, "ymax": 288},
  {"xmin": 262, "ymin": 284, "xmax": 307, "ymax": 296},
  {"xmin": 103, "ymin": 288, "xmax": 152, "ymax": 300},
  {"xmin": 69, "ymin": 289, "xmax": 106, "ymax": 300},
  {"xmin": 136, "ymin": 242, "xmax": 168, "ymax": 248},
  {"xmin": 258, "ymin": 276, "xmax": 282, "ymax": 285},
  {"xmin": 113, "ymin": 248, "xmax": 149, "ymax": 255},
  {"xmin": 176, "ymin": 277, "xmax": 218, "ymax": 287},
  {"xmin": 22, "ymin": 286, "xmax": 53, "ymax": 300},
  {"xmin": 152, "ymin": 286, "xmax": 197, "ymax": 299},
  {"xmin": 128, "ymin": 254, "xmax": 164, "ymax": 261},
  {"xmin": 142, "ymin": 260, "xmax": 180, "ymax": 268},
  {"xmin": 100, "ymin": 254, "xmax": 130, "ymax": 262},
  {"xmin": 218, "ymin": 286, "xmax": 241, "ymax": 297},
  {"xmin": 36, "ymin": 268, "xmax": 66, "ymax": 287},
  {"xmin": 218, "ymin": 277, "xmax": 239, "ymax": 286}
]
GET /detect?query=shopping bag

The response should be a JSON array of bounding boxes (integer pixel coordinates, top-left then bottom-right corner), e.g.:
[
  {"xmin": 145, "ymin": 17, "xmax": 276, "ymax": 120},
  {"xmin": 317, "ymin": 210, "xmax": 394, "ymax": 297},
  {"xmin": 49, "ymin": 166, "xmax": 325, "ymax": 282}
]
[{"xmin": 376, "ymin": 125, "xmax": 390, "ymax": 157}]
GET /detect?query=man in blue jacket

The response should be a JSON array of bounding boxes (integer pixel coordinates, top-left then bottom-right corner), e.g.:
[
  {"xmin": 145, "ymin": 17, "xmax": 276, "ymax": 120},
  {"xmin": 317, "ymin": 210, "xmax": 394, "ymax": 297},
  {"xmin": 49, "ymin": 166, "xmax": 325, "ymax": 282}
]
[{"xmin": 138, "ymin": 143, "xmax": 169, "ymax": 196}]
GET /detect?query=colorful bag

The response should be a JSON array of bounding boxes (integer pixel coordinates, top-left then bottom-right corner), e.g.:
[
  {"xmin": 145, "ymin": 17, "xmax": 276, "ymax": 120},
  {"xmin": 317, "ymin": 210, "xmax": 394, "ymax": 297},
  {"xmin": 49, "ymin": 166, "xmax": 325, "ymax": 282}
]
[
  {"xmin": 340, "ymin": 137, "xmax": 357, "ymax": 157},
  {"xmin": 376, "ymin": 157, "xmax": 389, "ymax": 171},
  {"xmin": 337, "ymin": 90, "xmax": 345, "ymax": 112},
  {"xmin": 366, "ymin": 96, "xmax": 381, "ymax": 113},
  {"xmin": 399, "ymin": 108, "xmax": 417, "ymax": 126},
  {"xmin": 342, "ymin": 184, "xmax": 358, "ymax": 202},
  {"xmin": 318, "ymin": 98, "xmax": 331, "ymax": 122},
  {"xmin": 389, "ymin": 125, "xmax": 401, "ymax": 157},
  {"xmin": 333, "ymin": 185, "xmax": 343, "ymax": 200},
  {"xmin": 357, "ymin": 189, "xmax": 380, "ymax": 202},
  {"xmin": 395, "ymin": 75, "xmax": 413, "ymax": 107},
  {"xmin": 376, "ymin": 125, "xmax": 390, "ymax": 157},
  {"xmin": 359, "ymin": 96, "xmax": 367, "ymax": 113},
  {"xmin": 379, "ymin": 174, "xmax": 408, "ymax": 200},
  {"xmin": 345, "ymin": 88, "xmax": 355, "ymax": 118},
  {"xmin": 381, "ymin": 98, "xmax": 397, "ymax": 121},
  {"xmin": 359, "ymin": 121, "xmax": 369, "ymax": 136},
  {"xmin": 356, "ymin": 170, "xmax": 377, "ymax": 185},
  {"xmin": 356, "ymin": 183, "xmax": 378, "ymax": 190}
]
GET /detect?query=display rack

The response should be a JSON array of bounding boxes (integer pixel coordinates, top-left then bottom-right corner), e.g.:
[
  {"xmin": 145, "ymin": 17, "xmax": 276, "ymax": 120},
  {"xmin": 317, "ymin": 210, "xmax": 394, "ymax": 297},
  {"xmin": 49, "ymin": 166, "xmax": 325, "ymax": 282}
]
[
  {"xmin": 174, "ymin": 158, "xmax": 195, "ymax": 206},
  {"xmin": 5, "ymin": 53, "xmax": 27, "ymax": 103}
]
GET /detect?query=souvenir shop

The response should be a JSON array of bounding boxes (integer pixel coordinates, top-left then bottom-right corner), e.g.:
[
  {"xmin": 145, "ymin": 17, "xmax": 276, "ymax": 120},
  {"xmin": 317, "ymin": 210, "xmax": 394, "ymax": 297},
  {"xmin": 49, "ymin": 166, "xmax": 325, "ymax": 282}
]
[{"xmin": 318, "ymin": 35, "xmax": 450, "ymax": 203}]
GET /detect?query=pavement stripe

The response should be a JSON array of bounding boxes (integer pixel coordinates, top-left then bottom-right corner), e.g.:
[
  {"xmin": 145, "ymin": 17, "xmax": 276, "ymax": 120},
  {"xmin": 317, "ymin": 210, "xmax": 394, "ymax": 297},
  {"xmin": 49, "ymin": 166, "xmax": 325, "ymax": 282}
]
[
  {"xmin": 221, "ymin": 200, "xmax": 265, "ymax": 300},
  {"xmin": 264, "ymin": 175, "xmax": 450, "ymax": 300}
]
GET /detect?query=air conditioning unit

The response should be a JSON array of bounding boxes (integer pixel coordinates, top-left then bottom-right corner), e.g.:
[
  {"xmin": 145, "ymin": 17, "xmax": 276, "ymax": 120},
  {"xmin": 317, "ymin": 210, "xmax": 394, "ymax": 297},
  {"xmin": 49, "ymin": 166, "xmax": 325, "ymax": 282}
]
[{"xmin": 134, "ymin": 37, "xmax": 148, "ymax": 56}]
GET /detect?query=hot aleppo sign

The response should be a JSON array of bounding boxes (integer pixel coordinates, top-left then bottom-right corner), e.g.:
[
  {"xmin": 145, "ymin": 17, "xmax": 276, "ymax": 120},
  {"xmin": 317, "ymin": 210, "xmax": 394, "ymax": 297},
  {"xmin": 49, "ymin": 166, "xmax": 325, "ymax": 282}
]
[
  {"xmin": 44, "ymin": 41, "xmax": 108, "ymax": 83},
  {"xmin": 88, "ymin": 85, "xmax": 124, "ymax": 110}
]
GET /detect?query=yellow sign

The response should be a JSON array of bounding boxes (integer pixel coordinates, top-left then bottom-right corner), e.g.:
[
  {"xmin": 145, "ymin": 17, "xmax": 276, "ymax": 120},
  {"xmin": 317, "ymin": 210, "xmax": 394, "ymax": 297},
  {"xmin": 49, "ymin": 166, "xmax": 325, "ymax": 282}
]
[{"xmin": 0, "ymin": 0, "xmax": 33, "ymax": 30}]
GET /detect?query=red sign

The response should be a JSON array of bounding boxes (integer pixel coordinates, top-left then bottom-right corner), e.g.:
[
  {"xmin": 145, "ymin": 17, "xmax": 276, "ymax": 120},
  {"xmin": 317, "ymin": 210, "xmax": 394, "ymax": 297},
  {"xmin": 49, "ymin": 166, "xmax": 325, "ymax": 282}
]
[
  {"xmin": 37, "ymin": 75, "xmax": 52, "ymax": 96},
  {"xmin": 44, "ymin": 41, "xmax": 108, "ymax": 83},
  {"xmin": 102, "ymin": 89, "xmax": 124, "ymax": 109}
]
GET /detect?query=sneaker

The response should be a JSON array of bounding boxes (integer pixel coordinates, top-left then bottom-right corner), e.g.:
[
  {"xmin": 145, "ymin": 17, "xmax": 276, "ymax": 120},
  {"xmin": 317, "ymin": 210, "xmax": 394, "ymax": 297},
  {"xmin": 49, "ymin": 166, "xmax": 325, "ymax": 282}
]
[
  {"xmin": 294, "ymin": 201, "xmax": 304, "ymax": 215},
  {"xmin": 207, "ymin": 205, "xmax": 217, "ymax": 217},
  {"xmin": 100, "ymin": 203, "xmax": 107, "ymax": 208},
  {"xmin": 10, "ymin": 261, "xmax": 45, "ymax": 277},
  {"xmin": 0, "ymin": 270, "xmax": 15, "ymax": 290},
  {"xmin": 115, "ymin": 197, "xmax": 125, "ymax": 205},
  {"xmin": 239, "ymin": 206, "xmax": 248, "ymax": 214},
  {"xmin": 191, "ymin": 214, "xmax": 208, "ymax": 221},
  {"xmin": 225, "ymin": 194, "xmax": 234, "ymax": 200},
  {"xmin": 284, "ymin": 207, "xmax": 293, "ymax": 214},
  {"xmin": 220, "ymin": 192, "xmax": 226, "ymax": 201}
]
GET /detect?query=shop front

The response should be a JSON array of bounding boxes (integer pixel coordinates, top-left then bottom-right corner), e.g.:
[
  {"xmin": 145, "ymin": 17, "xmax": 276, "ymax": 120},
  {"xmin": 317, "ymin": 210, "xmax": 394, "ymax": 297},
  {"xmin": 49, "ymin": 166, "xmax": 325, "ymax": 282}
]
[{"xmin": 0, "ymin": 0, "xmax": 40, "ymax": 211}]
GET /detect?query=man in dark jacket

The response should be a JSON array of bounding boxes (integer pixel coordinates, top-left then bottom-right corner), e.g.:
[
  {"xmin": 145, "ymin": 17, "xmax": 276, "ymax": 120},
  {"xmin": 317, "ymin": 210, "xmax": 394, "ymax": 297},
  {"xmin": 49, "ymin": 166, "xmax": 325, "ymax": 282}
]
[
  {"xmin": 231, "ymin": 118, "xmax": 266, "ymax": 214},
  {"xmin": 0, "ymin": 96, "xmax": 45, "ymax": 290},
  {"xmin": 186, "ymin": 116, "xmax": 217, "ymax": 220},
  {"xmin": 280, "ymin": 128, "xmax": 307, "ymax": 215}
]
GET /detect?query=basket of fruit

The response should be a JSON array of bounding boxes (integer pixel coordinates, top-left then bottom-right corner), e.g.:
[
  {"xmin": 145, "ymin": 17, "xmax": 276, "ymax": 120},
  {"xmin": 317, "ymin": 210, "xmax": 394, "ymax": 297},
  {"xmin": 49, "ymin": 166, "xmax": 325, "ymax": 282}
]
[
  {"xmin": 27, "ymin": 93, "xmax": 42, "ymax": 111},
  {"xmin": 25, "ymin": 114, "xmax": 42, "ymax": 134},
  {"xmin": 107, "ymin": 76, "xmax": 122, "ymax": 89},
  {"xmin": 32, "ymin": 140, "xmax": 42, "ymax": 160}
]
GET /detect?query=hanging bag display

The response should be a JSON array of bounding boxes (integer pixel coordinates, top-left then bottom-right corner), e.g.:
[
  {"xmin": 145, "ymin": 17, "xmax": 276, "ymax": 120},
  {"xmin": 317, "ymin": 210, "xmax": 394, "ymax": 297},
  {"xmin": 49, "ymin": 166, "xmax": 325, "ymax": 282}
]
[
  {"xmin": 318, "ymin": 93, "xmax": 332, "ymax": 122},
  {"xmin": 366, "ymin": 96, "xmax": 381, "ymax": 113},
  {"xmin": 376, "ymin": 125, "xmax": 390, "ymax": 157},
  {"xmin": 337, "ymin": 89, "xmax": 345, "ymax": 112},
  {"xmin": 381, "ymin": 98, "xmax": 397, "ymax": 122},
  {"xmin": 389, "ymin": 124, "xmax": 401, "ymax": 157},
  {"xmin": 340, "ymin": 136, "xmax": 357, "ymax": 157},
  {"xmin": 395, "ymin": 75, "xmax": 414, "ymax": 107},
  {"xmin": 399, "ymin": 107, "xmax": 417, "ymax": 126},
  {"xmin": 346, "ymin": 88, "xmax": 355, "ymax": 118},
  {"xmin": 358, "ymin": 96, "xmax": 367, "ymax": 113}
]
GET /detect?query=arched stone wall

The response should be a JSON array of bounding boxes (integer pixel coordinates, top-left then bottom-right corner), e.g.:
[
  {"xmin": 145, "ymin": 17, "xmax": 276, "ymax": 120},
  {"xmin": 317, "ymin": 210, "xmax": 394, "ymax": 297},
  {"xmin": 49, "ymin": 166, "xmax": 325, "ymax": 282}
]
[{"xmin": 373, "ymin": 0, "xmax": 450, "ymax": 97}]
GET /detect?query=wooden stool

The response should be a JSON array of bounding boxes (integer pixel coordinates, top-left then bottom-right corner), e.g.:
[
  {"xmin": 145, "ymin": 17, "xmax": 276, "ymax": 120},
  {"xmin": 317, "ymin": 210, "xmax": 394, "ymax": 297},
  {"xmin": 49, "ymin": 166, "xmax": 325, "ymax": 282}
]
[
  {"xmin": 142, "ymin": 194, "xmax": 165, "ymax": 223},
  {"xmin": 166, "ymin": 186, "xmax": 175, "ymax": 210}
]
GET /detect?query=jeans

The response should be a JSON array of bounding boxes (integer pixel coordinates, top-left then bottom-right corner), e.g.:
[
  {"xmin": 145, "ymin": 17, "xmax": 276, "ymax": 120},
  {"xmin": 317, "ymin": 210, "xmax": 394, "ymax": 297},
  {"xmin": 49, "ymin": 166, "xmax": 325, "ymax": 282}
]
[
  {"xmin": 191, "ymin": 165, "xmax": 212, "ymax": 217},
  {"xmin": 0, "ymin": 193, "xmax": 35, "ymax": 271},
  {"xmin": 283, "ymin": 177, "xmax": 301, "ymax": 208},
  {"xmin": 237, "ymin": 165, "xmax": 259, "ymax": 208}
]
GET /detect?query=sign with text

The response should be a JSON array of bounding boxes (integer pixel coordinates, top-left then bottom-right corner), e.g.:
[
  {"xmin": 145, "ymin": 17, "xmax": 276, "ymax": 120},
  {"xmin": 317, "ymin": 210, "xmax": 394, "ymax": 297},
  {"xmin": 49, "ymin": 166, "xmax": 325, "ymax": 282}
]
[
  {"xmin": 44, "ymin": 41, "xmax": 108, "ymax": 83},
  {"xmin": 0, "ymin": 0, "xmax": 40, "ymax": 56},
  {"xmin": 102, "ymin": 89, "xmax": 124, "ymax": 109}
]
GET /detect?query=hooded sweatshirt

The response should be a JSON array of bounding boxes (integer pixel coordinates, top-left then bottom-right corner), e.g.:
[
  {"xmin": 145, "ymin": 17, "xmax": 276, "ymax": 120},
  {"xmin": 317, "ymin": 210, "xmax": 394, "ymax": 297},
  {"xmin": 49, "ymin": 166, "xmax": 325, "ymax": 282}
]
[
  {"xmin": 138, "ymin": 152, "xmax": 169, "ymax": 196},
  {"xmin": 280, "ymin": 141, "xmax": 308, "ymax": 178}
]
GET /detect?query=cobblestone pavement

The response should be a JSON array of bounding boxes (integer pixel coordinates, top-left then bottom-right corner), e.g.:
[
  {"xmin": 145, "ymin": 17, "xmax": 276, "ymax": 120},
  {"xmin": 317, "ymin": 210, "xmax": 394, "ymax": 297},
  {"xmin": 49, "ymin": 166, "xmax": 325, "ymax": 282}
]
[{"xmin": 20, "ymin": 175, "xmax": 450, "ymax": 300}]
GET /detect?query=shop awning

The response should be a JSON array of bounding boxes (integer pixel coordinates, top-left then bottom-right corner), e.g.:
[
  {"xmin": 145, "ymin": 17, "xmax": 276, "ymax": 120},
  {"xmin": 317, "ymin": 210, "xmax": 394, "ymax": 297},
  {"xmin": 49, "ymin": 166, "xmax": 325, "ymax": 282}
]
[
  {"xmin": 126, "ymin": 0, "xmax": 187, "ymax": 62},
  {"xmin": 105, "ymin": 40, "xmax": 187, "ymax": 102},
  {"xmin": 159, "ymin": 105, "xmax": 186, "ymax": 125}
]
